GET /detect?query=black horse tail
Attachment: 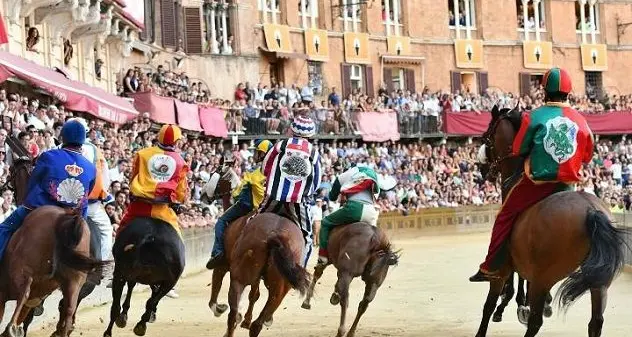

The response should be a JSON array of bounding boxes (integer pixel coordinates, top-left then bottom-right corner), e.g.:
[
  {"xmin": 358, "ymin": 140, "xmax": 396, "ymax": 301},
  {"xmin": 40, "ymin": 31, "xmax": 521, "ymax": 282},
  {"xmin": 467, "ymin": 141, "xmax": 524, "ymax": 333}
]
[
  {"xmin": 556, "ymin": 209, "xmax": 629, "ymax": 311},
  {"xmin": 368, "ymin": 227, "xmax": 400, "ymax": 279},
  {"xmin": 53, "ymin": 212, "xmax": 104, "ymax": 275},
  {"xmin": 268, "ymin": 233, "xmax": 311, "ymax": 296}
]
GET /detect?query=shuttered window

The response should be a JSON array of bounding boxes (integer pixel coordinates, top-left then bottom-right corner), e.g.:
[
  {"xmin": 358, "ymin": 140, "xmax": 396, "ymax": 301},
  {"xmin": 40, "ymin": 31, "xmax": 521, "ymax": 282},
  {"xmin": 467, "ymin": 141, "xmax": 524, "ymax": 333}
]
[
  {"xmin": 477, "ymin": 71, "xmax": 488, "ymax": 95},
  {"xmin": 341, "ymin": 64, "xmax": 352, "ymax": 98},
  {"xmin": 184, "ymin": 7, "xmax": 203, "ymax": 54},
  {"xmin": 161, "ymin": 0, "xmax": 177, "ymax": 48},
  {"xmin": 450, "ymin": 71, "xmax": 462, "ymax": 94},
  {"xmin": 519, "ymin": 72, "xmax": 531, "ymax": 97},
  {"xmin": 404, "ymin": 69, "xmax": 415, "ymax": 93},
  {"xmin": 140, "ymin": 0, "xmax": 155, "ymax": 42},
  {"xmin": 364, "ymin": 66, "xmax": 374, "ymax": 97}
]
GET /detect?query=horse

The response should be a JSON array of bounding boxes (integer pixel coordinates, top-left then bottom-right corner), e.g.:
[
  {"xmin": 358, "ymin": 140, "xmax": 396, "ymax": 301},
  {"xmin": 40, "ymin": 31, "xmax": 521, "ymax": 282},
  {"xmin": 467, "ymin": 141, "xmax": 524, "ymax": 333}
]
[
  {"xmin": 223, "ymin": 212, "xmax": 311, "ymax": 337},
  {"xmin": 301, "ymin": 222, "xmax": 399, "ymax": 337},
  {"xmin": 103, "ymin": 216, "xmax": 185, "ymax": 337},
  {"xmin": 0, "ymin": 206, "xmax": 102, "ymax": 337},
  {"xmin": 20, "ymin": 217, "xmax": 105, "ymax": 336},
  {"xmin": 492, "ymin": 273, "xmax": 553, "ymax": 325},
  {"xmin": 4, "ymin": 155, "xmax": 107, "ymax": 337},
  {"xmin": 474, "ymin": 105, "xmax": 629, "ymax": 337},
  {"xmin": 201, "ymin": 160, "xmax": 265, "ymax": 329}
]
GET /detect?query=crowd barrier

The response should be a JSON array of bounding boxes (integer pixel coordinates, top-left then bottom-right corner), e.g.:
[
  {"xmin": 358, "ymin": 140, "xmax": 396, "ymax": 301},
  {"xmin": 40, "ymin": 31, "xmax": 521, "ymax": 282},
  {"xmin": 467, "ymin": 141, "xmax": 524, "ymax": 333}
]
[{"xmin": 21, "ymin": 205, "xmax": 632, "ymax": 328}]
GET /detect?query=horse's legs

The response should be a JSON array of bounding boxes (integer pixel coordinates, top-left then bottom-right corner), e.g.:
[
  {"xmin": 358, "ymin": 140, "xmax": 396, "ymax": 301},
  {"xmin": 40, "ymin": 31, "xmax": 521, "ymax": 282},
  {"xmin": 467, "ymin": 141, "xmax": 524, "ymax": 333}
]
[
  {"xmin": 241, "ymin": 280, "xmax": 261, "ymax": 329},
  {"xmin": 523, "ymin": 284, "xmax": 548, "ymax": 337},
  {"xmin": 332, "ymin": 271, "xmax": 353, "ymax": 337},
  {"xmin": 103, "ymin": 272, "xmax": 125, "ymax": 337},
  {"xmin": 493, "ymin": 272, "xmax": 515, "ymax": 323},
  {"xmin": 475, "ymin": 278, "xmax": 505, "ymax": 337},
  {"xmin": 301, "ymin": 263, "xmax": 327, "ymax": 310},
  {"xmin": 249, "ymin": 280, "xmax": 289, "ymax": 337},
  {"xmin": 543, "ymin": 291, "xmax": 553, "ymax": 318},
  {"xmin": 57, "ymin": 280, "xmax": 81, "ymax": 337},
  {"xmin": 116, "ymin": 281, "xmax": 136, "ymax": 328},
  {"xmin": 588, "ymin": 287, "xmax": 607, "ymax": 337},
  {"xmin": 209, "ymin": 267, "xmax": 229, "ymax": 317},
  {"xmin": 225, "ymin": 279, "xmax": 245, "ymax": 337},
  {"xmin": 346, "ymin": 279, "xmax": 379, "ymax": 337},
  {"xmin": 516, "ymin": 277, "xmax": 530, "ymax": 326},
  {"xmin": 4, "ymin": 276, "xmax": 32, "ymax": 337},
  {"xmin": 0, "ymin": 291, "xmax": 7, "ymax": 327},
  {"xmin": 133, "ymin": 281, "xmax": 173, "ymax": 336}
]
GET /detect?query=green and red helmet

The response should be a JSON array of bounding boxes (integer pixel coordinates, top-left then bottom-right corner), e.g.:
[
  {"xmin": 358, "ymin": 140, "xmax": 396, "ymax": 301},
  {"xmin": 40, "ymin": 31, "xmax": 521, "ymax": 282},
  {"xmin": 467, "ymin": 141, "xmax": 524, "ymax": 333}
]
[{"xmin": 542, "ymin": 67, "xmax": 572, "ymax": 95}]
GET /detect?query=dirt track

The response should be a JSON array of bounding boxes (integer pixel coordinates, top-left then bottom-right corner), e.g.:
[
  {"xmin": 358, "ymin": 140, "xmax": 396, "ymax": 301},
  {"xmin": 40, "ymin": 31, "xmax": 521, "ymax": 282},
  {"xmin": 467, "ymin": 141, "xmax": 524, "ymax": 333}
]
[{"xmin": 29, "ymin": 232, "xmax": 632, "ymax": 337}]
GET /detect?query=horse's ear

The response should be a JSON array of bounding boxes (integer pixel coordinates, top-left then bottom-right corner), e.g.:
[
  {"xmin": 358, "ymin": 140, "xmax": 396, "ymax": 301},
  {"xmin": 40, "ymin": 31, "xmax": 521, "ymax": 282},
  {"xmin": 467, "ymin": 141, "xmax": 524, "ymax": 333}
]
[{"xmin": 491, "ymin": 105, "xmax": 499, "ymax": 118}]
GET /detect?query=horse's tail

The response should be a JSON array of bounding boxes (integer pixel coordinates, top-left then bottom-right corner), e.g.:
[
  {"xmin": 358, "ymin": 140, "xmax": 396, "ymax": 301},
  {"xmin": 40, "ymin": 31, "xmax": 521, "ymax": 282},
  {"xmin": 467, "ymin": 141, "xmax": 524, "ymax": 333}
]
[
  {"xmin": 367, "ymin": 227, "xmax": 400, "ymax": 279},
  {"xmin": 556, "ymin": 209, "xmax": 629, "ymax": 311},
  {"xmin": 54, "ymin": 212, "xmax": 104, "ymax": 274},
  {"xmin": 267, "ymin": 233, "xmax": 311, "ymax": 296}
]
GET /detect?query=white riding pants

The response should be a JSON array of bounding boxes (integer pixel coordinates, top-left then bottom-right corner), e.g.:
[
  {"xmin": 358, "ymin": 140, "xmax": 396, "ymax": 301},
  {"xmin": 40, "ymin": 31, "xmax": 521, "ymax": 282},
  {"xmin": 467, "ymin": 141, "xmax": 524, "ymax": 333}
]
[{"xmin": 87, "ymin": 202, "xmax": 113, "ymax": 261}]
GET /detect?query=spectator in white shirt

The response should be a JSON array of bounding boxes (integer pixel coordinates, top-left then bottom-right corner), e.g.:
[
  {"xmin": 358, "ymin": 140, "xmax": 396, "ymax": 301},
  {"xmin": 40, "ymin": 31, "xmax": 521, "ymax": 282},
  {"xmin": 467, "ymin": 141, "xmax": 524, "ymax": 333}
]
[
  {"xmin": 109, "ymin": 158, "xmax": 130, "ymax": 184},
  {"xmin": 311, "ymin": 198, "xmax": 323, "ymax": 246}
]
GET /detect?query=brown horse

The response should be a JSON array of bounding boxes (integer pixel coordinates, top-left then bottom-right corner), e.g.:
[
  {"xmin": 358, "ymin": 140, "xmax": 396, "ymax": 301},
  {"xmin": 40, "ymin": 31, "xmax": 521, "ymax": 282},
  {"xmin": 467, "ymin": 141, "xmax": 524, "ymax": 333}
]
[
  {"xmin": 224, "ymin": 212, "xmax": 310, "ymax": 337},
  {"xmin": 301, "ymin": 222, "xmax": 399, "ymax": 337},
  {"xmin": 475, "ymin": 105, "xmax": 629, "ymax": 337},
  {"xmin": 7, "ymin": 157, "xmax": 32, "ymax": 205},
  {"xmin": 0, "ymin": 206, "xmax": 101, "ymax": 337}
]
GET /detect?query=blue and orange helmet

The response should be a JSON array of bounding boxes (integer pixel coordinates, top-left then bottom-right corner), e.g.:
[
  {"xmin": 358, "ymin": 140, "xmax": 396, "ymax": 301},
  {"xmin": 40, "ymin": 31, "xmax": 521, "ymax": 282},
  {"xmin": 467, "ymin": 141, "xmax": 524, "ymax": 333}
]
[
  {"xmin": 158, "ymin": 124, "xmax": 183, "ymax": 146},
  {"xmin": 542, "ymin": 67, "xmax": 572, "ymax": 95}
]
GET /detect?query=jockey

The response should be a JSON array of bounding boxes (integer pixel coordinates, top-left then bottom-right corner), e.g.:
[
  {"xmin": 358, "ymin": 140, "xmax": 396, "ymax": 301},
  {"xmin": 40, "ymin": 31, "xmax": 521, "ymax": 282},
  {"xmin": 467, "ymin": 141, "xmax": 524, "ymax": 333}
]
[
  {"xmin": 469, "ymin": 67, "xmax": 594, "ymax": 282},
  {"xmin": 118, "ymin": 124, "xmax": 189, "ymax": 237},
  {"xmin": 0, "ymin": 120, "xmax": 96, "ymax": 260},
  {"xmin": 259, "ymin": 116, "xmax": 322, "ymax": 267},
  {"xmin": 60, "ymin": 118, "xmax": 114, "ymax": 265},
  {"xmin": 316, "ymin": 164, "xmax": 381, "ymax": 266},
  {"xmin": 205, "ymin": 139, "xmax": 273, "ymax": 269}
]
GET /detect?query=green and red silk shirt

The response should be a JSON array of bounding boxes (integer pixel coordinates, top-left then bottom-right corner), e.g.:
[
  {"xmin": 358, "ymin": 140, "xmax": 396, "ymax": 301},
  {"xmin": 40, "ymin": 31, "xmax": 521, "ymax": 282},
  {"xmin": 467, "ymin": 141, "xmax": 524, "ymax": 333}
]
[{"xmin": 512, "ymin": 102, "xmax": 594, "ymax": 183}]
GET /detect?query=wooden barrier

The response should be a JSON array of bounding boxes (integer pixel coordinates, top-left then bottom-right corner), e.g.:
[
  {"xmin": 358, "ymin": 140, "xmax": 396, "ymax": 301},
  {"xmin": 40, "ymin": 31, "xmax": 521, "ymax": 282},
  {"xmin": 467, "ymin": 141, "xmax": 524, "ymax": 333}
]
[{"xmin": 377, "ymin": 205, "xmax": 499, "ymax": 233}]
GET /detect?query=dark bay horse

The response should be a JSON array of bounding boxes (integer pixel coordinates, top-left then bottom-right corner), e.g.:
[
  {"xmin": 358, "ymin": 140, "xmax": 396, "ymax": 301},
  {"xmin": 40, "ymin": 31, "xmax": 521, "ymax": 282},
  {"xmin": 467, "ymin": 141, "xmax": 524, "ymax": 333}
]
[
  {"xmin": 103, "ymin": 217, "xmax": 185, "ymax": 337},
  {"xmin": 301, "ymin": 222, "xmax": 399, "ymax": 337},
  {"xmin": 474, "ymin": 105, "xmax": 629, "ymax": 337},
  {"xmin": 0, "ymin": 206, "xmax": 102, "ymax": 337},
  {"xmin": 224, "ymin": 212, "xmax": 310, "ymax": 337}
]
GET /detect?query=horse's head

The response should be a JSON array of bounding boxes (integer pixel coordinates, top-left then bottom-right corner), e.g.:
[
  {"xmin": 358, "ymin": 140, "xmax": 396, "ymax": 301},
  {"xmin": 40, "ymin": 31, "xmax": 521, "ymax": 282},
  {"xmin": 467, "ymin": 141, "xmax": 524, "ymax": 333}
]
[
  {"xmin": 478, "ymin": 104, "xmax": 522, "ymax": 186},
  {"xmin": 200, "ymin": 166, "xmax": 240, "ymax": 209}
]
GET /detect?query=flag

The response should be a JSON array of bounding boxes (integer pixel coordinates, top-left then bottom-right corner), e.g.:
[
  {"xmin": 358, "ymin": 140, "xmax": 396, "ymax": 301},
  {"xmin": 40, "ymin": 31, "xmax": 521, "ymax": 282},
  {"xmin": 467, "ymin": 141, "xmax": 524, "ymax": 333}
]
[{"xmin": 0, "ymin": 12, "xmax": 9, "ymax": 45}]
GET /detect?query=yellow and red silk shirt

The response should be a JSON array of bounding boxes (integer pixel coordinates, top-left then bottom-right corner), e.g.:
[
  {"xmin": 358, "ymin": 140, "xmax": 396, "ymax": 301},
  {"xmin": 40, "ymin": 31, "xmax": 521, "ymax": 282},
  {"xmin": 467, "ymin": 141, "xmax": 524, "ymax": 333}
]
[{"xmin": 127, "ymin": 146, "xmax": 189, "ymax": 234}]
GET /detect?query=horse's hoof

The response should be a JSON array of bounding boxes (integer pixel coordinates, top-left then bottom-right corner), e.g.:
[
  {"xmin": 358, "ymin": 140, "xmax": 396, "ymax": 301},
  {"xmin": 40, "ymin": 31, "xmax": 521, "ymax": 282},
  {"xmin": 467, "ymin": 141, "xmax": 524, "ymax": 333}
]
[
  {"xmin": 249, "ymin": 322, "xmax": 263, "ymax": 337},
  {"xmin": 210, "ymin": 303, "xmax": 228, "ymax": 317},
  {"xmin": 240, "ymin": 320, "xmax": 251, "ymax": 330},
  {"xmin": 543, "ymin": 305, "xmax": 553, "ymax": 318},
  {"xmin": 330, "ymin": 292, "xmax": 340, "ymax": 306},
  {"xmin": 115, "ymin": 313, "xmax": 128, "ymax": 328},
  {"xmin": 236, "ymin": 313, "xmax": 243, "ymax": 325},
  {"xmin": 492, "ymin": 312, "xmax": 503, "ymax": 323},
  {"xmin": 103, "ymin": 330, "xmax": 112, "ymax": 337},
  {"xmin": 301, "ymin": 302, "xmax": 311, "ymax": 310},
  {"xmin": 4, "ymin": 325, "xmax": 24, "ymax": 337},
  {"xmin": 133, "ymin": 323, "xmax": 147, "ymax": 337},
  {"xmin": 148, "ymin": 311, "xmax": 156, "ymax": 323},
  {"xmin": 263, "ymin": 318, "xmax": 273, "ymax": 327},
  {"xmin": 517, "ymin": 305, "xmax": 530, "ymax": 326}
]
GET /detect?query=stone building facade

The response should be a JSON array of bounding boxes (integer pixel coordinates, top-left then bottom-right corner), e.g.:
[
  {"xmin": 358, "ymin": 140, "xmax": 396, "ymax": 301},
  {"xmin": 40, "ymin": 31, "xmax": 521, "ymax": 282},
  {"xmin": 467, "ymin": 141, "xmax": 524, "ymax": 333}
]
[{"xmin": 4, "ymin": 0, "xmax": 632, "ymax": 101}]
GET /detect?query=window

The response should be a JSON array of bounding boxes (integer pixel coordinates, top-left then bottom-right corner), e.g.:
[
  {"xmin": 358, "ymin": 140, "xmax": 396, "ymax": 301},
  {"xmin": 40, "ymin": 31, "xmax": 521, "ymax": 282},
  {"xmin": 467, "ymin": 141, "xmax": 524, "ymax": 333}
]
[
  {"xmin": 575, "ymin": 1, "xmax": 599, "ymax": 36},
  {"xmin": 585, "ymin": 71, "xmax": 603, "ymax": 100},
  {"xmin": 204, "ymin": 1, "xmax": 234, "ymax": 54},
  {"xmin": 258, "ymin": 0, "xmax": 280, "ymax": 24},
  {"xmin": 382, "ymin": 0, "xmax": 403, "ymax": 36},
  {"xmin": 308, "ymin": 61, "xmax": 323, "ymax": 96},
  {"xmin": 516, "ymin": 0, "xmax": 546, "ymax": 31},
  {"xmin": 299, "ymin": 0, "xmax": 318, "ymax": 29},
  {"xmin": 350, "ymin": 65, "xmax": 364, "ymax": 91},
  {"xmin": 448, "ymin": 0, "xmax": 476, "ymax": 29},
  {"xmin": 338, "ymin": 0, "xmax": 362, "ymax": 32}
]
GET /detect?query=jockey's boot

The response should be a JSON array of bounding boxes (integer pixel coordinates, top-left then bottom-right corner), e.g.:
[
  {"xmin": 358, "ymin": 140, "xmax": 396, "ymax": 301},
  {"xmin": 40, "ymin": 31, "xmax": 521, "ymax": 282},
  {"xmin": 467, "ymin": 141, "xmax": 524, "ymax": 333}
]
[
  {"xmin": 469, "ymin": 269, "xmax": 499, "ymax": 282},
  {"xmin": 205, "ymin": 253, "xmax": 226, "ymax": 270}
]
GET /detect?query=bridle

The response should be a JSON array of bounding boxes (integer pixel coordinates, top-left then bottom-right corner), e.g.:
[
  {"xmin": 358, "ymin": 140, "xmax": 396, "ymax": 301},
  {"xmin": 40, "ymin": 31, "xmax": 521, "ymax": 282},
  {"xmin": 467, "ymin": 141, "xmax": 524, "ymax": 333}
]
[{"xmin": 481, "ymin": 110, "xmax": 519, "ymax": 189}]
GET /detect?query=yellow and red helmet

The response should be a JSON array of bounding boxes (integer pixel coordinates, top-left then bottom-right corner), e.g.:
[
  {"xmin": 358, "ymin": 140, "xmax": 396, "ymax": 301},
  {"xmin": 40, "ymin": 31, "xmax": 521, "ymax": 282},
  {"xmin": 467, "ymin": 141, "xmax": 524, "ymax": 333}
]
[{"xmin": 158, "ymin": 124, "xmax": 183, "ymax": 146}]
